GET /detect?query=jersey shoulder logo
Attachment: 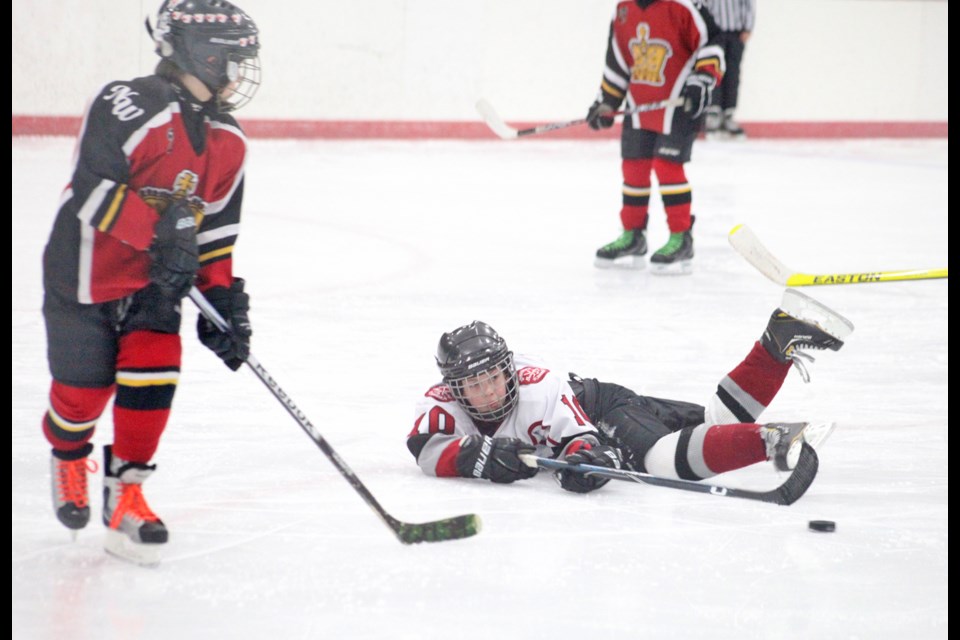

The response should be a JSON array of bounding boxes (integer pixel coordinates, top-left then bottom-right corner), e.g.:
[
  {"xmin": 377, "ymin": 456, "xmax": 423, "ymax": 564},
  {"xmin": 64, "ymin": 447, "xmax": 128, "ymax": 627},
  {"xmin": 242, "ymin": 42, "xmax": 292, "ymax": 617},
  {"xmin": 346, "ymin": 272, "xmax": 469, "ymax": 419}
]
[
  {"xmin": 629, "ymin": 23, "xmax": 673, "ymax": 87},
  {"xmin": 102, "ymin": 84, "xmax": 146, "ymax": 122},
  {"xmin": 425, "ymin": 384, "xmax": 455, "ymax": 402},
  {"xmin": 517, "ymin": 366, "xmax": 549, "ymax": 385}
]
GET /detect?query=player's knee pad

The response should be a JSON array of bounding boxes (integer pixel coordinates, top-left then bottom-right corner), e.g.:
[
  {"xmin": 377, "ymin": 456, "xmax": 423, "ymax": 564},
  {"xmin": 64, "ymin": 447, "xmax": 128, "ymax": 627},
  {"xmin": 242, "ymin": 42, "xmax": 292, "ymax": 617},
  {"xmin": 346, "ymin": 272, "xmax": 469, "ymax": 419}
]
[
  {"xmin": 622, "ymin": 158, "xmax": 654, "ymax": 186},
  {"xmin": 116, "ymin": 331, "xmax": 182, "ymax": 412},
  {"xmin": 652, "ymin": 158, "xmax": 687, "ymax": 185},
  {"xmin": 43, "ymin": 380, "xmax": 114, "ymax": 450}
]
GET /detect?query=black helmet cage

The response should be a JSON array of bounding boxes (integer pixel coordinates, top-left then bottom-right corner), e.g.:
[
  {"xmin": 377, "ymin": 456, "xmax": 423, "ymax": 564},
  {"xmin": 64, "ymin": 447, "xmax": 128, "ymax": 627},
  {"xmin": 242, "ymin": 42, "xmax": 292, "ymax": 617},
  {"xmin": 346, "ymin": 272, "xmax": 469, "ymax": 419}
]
[
  {"xmin": 151, "ymin": 0, "xmax": 261, "ymax": 112},
  {"xmin": 436, "ymin": 321, "xmax": 520, "ymax": 423}
]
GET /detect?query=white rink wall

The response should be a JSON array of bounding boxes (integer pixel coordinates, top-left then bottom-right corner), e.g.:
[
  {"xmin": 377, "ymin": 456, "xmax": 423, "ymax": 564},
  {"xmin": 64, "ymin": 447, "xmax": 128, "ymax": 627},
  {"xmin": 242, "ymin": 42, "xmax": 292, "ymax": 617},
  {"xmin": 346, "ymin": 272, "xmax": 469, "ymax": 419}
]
[{"xmin": 12, "ymin": 0, "xmax": 947, "ymax": 123}]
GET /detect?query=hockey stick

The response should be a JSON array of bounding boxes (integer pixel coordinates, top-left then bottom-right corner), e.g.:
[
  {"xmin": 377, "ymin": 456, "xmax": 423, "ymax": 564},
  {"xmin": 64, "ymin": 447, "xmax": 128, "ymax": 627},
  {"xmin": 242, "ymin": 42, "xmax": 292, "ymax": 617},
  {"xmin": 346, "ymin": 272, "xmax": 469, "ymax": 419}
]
[
  {"xmin": 519, "ymin": 442, "xmax": 818, "ymax": 506},
  {"xmin": 729, "ymin": 224, "xmax": 948, "ymax": 286},
  {"xmin": 188, "ymin": 287, "xmax": 481, "ymax": 544},
  {"xmin": 475, "ymin": 97, "xmax": 685, "ymax": 140}
]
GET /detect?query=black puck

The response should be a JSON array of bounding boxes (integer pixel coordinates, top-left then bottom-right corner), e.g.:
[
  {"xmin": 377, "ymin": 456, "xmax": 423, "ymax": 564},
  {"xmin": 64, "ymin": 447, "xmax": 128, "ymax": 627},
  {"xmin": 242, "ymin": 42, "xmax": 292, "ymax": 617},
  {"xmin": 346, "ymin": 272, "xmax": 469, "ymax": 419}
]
[{"xmin": 808, "ymin": 520, "xmax": 836, "ymax": 532}]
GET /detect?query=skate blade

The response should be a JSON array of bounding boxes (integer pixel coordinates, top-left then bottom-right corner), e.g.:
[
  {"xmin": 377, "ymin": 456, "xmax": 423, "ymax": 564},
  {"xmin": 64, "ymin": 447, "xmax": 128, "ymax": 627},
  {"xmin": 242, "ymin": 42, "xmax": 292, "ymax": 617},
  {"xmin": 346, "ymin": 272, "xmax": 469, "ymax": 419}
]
[
  {"xmin": 594, "ymin": 255, "xmax": 646, "ymax": 270},
  {"xmin": 801, "ymin": 421, "xmax": 837, "ymax": 451},
  {"xmin": 779, "ymin": 288, "xmax": 855, "ymax": 340},
  {"xmin": 104, "ymin": 529, "xmax": 162, "ymax": 567},
  {"xmin": 650, "ymin": 259, "xmax": 693, "ymax": 276}
]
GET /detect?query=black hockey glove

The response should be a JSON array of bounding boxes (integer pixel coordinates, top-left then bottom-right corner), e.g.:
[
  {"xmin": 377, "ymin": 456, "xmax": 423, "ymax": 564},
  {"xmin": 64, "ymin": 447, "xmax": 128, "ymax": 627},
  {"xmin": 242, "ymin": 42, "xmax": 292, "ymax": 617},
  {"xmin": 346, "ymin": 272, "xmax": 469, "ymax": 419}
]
[
  {"xmin": 149, "ymin": 199, "xmax": 200, "ymax": 300},
  {"xmin": 197, "ymin": 278, "xmax": 251, "ymax": 371},
  {"xmin": 681, "ymin": 71, "xmax": 717, "ymax": 120},
  {"xmin": 586, "ymin": 100, "xmax": 616, "ymax": 130},
  {"xmin": 556, "ymin": 443, "xmax": 622, "ymax": 494},
  {"xmin": 455, "ymin": 435, "xmax": 539, "ymax": 484}
]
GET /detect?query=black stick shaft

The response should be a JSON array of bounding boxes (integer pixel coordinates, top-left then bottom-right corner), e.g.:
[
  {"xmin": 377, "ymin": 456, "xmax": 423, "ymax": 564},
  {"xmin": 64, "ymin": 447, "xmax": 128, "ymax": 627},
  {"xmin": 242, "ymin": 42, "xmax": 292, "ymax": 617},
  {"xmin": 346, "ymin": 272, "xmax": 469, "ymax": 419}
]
[{"xmin": 188, "ymin": 287, "xmax": 480, "ymax": 543}]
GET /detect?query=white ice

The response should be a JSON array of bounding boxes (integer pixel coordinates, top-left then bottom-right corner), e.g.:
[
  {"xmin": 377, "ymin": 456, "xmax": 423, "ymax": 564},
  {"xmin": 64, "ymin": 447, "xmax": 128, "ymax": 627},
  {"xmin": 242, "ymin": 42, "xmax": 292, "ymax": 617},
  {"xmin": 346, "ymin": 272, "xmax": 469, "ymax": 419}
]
[{"xmin": 12, "ymin": 136, "xmax": 948, "ymax": 640}]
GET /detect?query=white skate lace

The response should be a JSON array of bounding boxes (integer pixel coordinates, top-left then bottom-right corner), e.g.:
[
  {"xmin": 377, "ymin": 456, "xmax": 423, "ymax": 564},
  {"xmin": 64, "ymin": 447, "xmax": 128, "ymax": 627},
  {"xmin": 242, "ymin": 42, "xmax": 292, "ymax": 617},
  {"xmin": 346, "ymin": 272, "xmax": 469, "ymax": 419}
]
[{"xmin": 789, "ymin": 350, "xmax": 816, "ymax": 383}]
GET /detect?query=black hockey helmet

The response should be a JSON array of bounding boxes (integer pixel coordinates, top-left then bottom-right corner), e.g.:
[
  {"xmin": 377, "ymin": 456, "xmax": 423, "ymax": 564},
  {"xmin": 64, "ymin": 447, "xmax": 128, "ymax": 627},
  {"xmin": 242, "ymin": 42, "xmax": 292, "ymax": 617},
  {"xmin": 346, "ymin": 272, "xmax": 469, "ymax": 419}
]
[
  {"xmin": 436, "ymin": 321, "xmax": 519, "ymax": 422},
  {"xmin": 147, "ymin": 0, "xmax": 261, "ymax": 112}
]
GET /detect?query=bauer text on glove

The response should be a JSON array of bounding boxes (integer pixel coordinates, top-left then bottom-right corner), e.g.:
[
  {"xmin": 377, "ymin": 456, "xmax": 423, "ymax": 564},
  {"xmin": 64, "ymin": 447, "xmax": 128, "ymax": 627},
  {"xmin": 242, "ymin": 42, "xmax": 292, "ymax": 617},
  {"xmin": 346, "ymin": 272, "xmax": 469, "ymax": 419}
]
[{"xmin": 455, "ymin": 436, "xmax": 539, "ymax": 484}]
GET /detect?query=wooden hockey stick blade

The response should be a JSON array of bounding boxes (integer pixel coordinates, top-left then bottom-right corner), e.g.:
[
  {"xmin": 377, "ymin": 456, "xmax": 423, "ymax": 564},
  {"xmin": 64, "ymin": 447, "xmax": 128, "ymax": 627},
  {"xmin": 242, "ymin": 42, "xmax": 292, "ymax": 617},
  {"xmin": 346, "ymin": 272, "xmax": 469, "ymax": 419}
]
[
  {"xmin": 728, "ymin": 224, "xmax": 948, "ymax": 286},
  {"xmin": 475, "ymin": 97, "xmax": 685, "ymax": 140},
  {"xmin": 520, "ymin": 443, "xmax": 819, "ymax": 506},
  {"xmin": 475, "ymin": 98, "xmax": 518, "ymax": 139}
]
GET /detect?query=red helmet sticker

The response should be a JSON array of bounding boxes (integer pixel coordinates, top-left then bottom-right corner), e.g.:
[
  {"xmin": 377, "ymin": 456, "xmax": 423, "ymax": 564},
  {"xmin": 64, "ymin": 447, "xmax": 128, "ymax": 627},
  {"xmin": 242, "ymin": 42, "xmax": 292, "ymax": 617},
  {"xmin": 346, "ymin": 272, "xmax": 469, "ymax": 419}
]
[
  {"xmin": 517, "ymin": 366, "xmax": 549, "ymax": 385},
  {"xmin": 425, "ymin": 384, "xmax": 455, "ymax": 402}
]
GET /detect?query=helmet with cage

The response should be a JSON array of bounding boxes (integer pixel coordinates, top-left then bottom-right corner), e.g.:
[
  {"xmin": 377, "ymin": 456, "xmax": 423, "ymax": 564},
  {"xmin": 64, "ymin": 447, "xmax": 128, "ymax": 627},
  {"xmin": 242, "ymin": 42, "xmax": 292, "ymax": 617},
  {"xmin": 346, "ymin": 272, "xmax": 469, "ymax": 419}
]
[
  {"xmin": 436, "ymin": 321, "xmax": 520, "ymax": 423},
  {"xmin": 148, "ymin": 0, "xmax": 261, "ymax": 112}
]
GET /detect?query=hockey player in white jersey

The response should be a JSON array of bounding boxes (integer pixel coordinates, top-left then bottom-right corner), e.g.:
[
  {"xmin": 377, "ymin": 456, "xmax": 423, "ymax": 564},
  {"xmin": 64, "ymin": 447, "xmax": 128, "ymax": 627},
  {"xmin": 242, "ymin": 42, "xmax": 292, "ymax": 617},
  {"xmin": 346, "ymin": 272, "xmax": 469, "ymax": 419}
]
[{"xmin": 406, "ymin": 289, "xmax": 853, "ymax": 493}]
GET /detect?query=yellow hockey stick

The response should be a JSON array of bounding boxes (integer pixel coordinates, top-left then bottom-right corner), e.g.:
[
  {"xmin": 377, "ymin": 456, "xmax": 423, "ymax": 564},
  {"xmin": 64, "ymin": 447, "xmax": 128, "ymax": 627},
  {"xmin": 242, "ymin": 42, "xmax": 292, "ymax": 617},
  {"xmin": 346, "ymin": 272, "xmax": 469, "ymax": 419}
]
[{"xmin": 728, "ymin": 224, "xmax": 947, "ymax": 286}]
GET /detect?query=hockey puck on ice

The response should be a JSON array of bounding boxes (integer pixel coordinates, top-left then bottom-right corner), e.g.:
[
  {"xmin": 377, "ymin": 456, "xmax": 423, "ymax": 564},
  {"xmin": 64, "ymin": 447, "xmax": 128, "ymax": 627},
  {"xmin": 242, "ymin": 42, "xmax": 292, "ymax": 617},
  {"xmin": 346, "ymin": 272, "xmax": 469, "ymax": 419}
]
[{"xmin": 808, "ymin": 520, "xmax": 836, "ymax": 533}]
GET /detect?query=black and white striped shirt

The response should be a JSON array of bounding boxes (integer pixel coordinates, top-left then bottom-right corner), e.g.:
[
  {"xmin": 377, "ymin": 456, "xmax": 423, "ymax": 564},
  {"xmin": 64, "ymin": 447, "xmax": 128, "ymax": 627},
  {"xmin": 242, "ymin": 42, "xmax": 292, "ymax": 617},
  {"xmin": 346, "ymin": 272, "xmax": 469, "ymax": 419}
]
[{"xmin": 703, "ymin": 0, "xmax": 755, "ymax": 32}]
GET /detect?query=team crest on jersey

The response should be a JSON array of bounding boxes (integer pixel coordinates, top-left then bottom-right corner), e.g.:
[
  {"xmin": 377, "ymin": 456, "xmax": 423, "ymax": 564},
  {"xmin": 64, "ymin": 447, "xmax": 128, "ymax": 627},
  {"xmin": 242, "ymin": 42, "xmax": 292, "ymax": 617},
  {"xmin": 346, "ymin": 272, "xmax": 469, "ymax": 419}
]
[
  {"xmin": 629, "ymin": 23, "xmax": 672, "ymax": 86},
  {"xmin": 517, "ymin": 366, "xmax": 548, "ymax": 385},
  {"xmin": 172, "ymin": 170, "xmax": 199, "ymax": 197},
  {"xmin": 425, "ymin": 384, "xmax": 455, "ymax": 402},
  {"xmin": 139, "ymin": 171, "xmax": 205, "ymax": 224}
]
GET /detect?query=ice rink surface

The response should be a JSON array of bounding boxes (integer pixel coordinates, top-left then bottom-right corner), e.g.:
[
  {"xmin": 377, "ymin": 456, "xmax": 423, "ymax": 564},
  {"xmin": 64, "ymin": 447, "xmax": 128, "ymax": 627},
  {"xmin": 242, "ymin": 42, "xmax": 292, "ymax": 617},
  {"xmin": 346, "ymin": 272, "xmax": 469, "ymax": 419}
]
[{"xmin": 12, "ymin": 135, "xmax": 947, "ymax": 639}]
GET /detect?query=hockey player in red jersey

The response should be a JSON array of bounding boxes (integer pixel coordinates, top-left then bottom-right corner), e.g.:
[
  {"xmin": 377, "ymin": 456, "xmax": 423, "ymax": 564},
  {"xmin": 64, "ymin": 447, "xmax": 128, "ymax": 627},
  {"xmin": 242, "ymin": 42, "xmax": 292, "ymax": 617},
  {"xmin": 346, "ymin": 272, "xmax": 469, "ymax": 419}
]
[
  {"xmin": 41, "ymin": 0, "xmax": 261, "ymax": 565},
  {"xmin": 589, "ymin": 0, "xmax": 725, "ymax": 274},
  {"xmin": 407, "ymin": 290, "xmax": 853, "ymax": 493}
]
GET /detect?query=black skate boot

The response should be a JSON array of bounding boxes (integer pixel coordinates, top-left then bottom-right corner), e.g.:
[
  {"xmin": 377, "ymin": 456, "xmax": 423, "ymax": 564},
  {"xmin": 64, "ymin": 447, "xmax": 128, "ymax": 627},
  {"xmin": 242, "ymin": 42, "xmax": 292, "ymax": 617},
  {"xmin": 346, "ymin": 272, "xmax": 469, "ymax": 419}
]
[
  {"xmin": 102, "ymin": 445, "xmax": 168, "ymax": 566},
  {"xmin": 704, "ymin": 106, "xmax": 723, "ymax": 140},
  {"xmin": 650, "ymin": 216, "xmax": 695, "ymax": 275},
  {"xmin": 722, "ymin": 109, "xmax": 746, "ymax": 139},
  {"xmin": 594, "ymin": 228, "xmax": 648, "ymax": 269},
  {"xmin": 50, "ymin": 442, "xmax": 96, "ymax": 534},
  {"xmin": 761, "ymin": 289, "xmax": 855, "ymax": 382},
  {"xmin": 762, "ymin": 421, "xmax": 837, "ymax": 471}
]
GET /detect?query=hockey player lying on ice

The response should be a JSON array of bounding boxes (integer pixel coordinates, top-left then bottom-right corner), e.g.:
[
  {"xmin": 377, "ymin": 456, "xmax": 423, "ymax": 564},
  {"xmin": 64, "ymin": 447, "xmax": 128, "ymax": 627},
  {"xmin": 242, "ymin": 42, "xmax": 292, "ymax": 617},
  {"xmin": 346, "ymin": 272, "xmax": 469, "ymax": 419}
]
[{"xmin": 407, "ymin": 289, "xmax": 853, "ymax": 493}]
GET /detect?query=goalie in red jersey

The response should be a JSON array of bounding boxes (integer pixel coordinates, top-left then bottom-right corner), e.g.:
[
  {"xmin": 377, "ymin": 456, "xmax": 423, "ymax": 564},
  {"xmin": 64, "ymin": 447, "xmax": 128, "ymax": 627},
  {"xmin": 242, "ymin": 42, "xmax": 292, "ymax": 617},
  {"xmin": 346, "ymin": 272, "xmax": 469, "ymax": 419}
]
[
  {"xmin": 407, "ymin": 290, "xmax": 853, "ymax": 494},
  {"xmin": 41, "ymin": 0, "xmax": 261, "ymax": 565},
  {"xmin": 588, "ymin": 0, "xmax": 725, "ymax": 274}
]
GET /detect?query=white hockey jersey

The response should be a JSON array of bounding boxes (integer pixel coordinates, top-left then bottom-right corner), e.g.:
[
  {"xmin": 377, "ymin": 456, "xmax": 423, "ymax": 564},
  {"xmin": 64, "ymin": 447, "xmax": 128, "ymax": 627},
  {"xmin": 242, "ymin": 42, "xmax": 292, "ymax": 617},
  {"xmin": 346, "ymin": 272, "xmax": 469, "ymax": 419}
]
[{"xmin": 407, "ymin": 355, "xmax": 599, "ymax": 477}]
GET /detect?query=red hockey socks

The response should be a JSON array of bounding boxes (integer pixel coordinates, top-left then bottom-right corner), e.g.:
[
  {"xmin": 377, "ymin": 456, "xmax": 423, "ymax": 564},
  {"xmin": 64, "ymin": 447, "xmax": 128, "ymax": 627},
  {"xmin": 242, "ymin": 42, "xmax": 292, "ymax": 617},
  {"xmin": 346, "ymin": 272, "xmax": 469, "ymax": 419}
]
[
  {"xmin": 652, "ymin": 158, "xmax": 692, "ymax": 232},
  {"xmin": 113, "ymin": 330, "xmax": 182, "ymax": 463},
  {"xmin": 620, "ymin": 158, "xmax": 653, "ymax": 230}
]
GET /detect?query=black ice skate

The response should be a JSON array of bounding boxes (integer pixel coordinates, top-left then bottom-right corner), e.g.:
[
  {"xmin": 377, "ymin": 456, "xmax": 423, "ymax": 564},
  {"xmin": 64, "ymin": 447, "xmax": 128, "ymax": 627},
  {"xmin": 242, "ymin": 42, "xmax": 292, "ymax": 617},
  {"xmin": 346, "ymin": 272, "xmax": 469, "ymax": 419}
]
[
  {"xmin": 50, "ymin": 442, "xmax": 96, "ymax": 537},
  {"xmin": 650, "ymin": 216, "xmax": 695, "ymax": 275},
  {"xmin": 761, "ymin": 288, "xmax": 855, "ymax": 382},
  {"xmin": 102, "ymin": 445, "xmax": 168, "ymax": 566},
  {"xmin": 704, "ymin": 106, "xmax": 723, "ymax": 140},
  {"xmin": 721, "ymin": 109, "xmax": 746, "ymax": 140},
  {"xmin": 594, "ymin": 228, "xmax": 648, "ymax": 269},
  {"xmin": 762, "ymin": 421, "xmax": 837, "ymax": 471}
]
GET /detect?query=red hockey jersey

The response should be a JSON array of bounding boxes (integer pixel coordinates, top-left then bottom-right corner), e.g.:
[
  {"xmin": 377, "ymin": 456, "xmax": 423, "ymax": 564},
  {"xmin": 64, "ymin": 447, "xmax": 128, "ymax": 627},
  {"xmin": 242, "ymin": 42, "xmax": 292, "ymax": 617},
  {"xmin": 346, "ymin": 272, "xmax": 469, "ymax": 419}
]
[
  {"xmin": 596, "ymin": 0, "xmax": 725, "ymax": 134},
  {"xmin": 43, "ymin": 74, "xmax": 248, "ymax": 304}
]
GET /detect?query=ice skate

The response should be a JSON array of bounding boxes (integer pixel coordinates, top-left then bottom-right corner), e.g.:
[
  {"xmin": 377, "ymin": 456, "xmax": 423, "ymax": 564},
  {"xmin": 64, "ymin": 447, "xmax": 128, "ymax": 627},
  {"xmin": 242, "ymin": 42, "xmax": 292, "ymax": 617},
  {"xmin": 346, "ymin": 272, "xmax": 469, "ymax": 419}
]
[
  {"xmin": 704, "ymin": 106, "xmax": 723, "ymax": 140},
  {"xmin": 721, "ymin": 109, "xmax": 746, "ymax": 140},
  {"xmin": 762, "ymin": 288, "xmax": 854, "ymax": 381},
  {"xmin": 594, "ymin": 228, "xmax": 647, "ymax": 269},
  {"xmin": 650, "ymin": 216, "xmax": 694, "ymax": 275},
  {"xmin": 50, "ymin": 443, "xmax": 96, "ymax": 536},
  {"xmin": 762, "ymin": 421, "xmax": 837, "ymax": 471},
  {"xmin": 102, "ymin": 445, "xmax": 168, "ymax": 567}
]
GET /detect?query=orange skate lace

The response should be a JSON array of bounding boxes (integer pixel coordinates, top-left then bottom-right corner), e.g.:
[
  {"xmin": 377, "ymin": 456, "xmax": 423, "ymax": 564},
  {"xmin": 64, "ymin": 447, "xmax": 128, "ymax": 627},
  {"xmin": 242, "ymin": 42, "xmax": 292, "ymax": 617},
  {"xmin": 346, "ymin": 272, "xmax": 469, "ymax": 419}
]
[
  {"xmin": 55, "ymin": 457, "xmax": 99, "ymax": 508},
  {"xmin": 109, "ymin": 483, "xmax": 161, "ymax": 529}
]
